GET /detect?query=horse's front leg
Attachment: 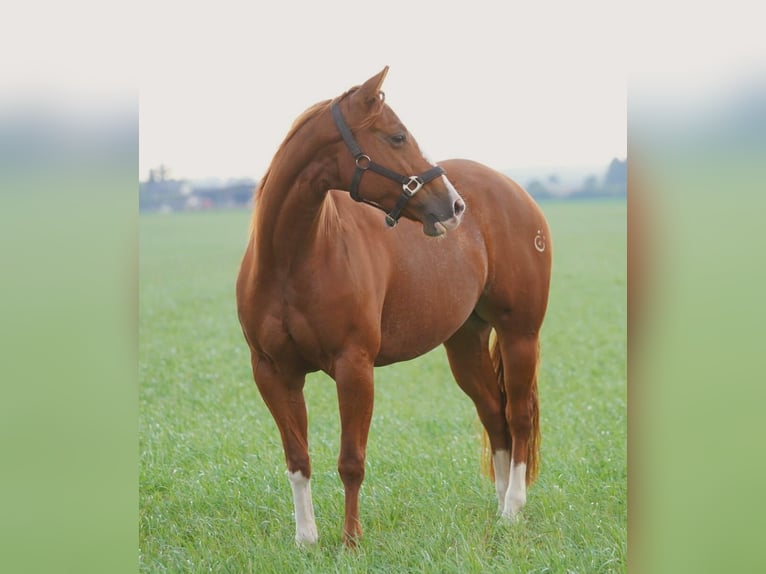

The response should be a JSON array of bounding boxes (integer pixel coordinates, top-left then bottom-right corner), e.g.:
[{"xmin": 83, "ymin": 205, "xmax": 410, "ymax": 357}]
[
  {"xmin": 333, "ymin": 350, "xmax": 375, "ymax": 547},
  {"xmin": 250, "ymin": 353, "xmax": 317, "ymax": 545}
]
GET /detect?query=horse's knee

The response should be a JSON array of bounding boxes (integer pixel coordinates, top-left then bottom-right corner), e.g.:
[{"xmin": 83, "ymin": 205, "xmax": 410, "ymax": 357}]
[{"xmin": 338, "ymin": 455, "xmax": 365, "ymax": 487}]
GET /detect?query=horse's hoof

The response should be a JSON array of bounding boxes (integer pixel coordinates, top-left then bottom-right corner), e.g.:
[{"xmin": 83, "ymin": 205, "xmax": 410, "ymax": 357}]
[
  {"xmin": 295, "ymin": 530, "xmax": 318, "ymax": 547},
  {"xmin": 342, "ymin": 530, "xmax": 362, "ymax": 549}
]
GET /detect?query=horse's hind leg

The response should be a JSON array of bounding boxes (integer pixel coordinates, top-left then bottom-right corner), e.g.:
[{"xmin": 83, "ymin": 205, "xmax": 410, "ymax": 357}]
[
  {"xmin": 250, "ymin": 352, "xmax": 317, "ymax": 545},
  {"xmin": 444, "ymin": 316, "xmax": 511, "ymax": 510},
  {"xmin": 495, "ymin": 331, "xmax": 541, "ymax": 519}
]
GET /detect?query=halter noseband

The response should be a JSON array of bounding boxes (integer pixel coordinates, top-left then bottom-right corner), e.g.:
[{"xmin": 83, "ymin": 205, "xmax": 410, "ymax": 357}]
[{"xmin": 331, "ymin": 101, "xmax": 445, "ymax": 227}]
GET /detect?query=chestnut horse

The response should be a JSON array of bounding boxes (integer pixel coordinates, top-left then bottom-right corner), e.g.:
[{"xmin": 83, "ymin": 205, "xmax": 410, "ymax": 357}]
[{"xmin": 236, "ymin": 67, "xmax": 552, "ymax": 546}]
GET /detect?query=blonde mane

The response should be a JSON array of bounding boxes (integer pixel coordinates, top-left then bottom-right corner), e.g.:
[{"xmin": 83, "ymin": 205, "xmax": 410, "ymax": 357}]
[{"xmin": 248, "ymin": 98, "xmax": 331, "ymax": 237}]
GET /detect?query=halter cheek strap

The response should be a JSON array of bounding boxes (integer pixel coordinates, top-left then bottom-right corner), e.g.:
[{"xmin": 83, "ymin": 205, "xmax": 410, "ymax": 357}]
[{"xmin": 331, "ymin": 102, "xmax": 444, "ymax": 227}]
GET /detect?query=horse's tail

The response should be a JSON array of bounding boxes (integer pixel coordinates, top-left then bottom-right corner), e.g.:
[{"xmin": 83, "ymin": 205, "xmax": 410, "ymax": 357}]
[{"xmin": 480, "ymin": 332, "xmax": 541, "ymax": 486}]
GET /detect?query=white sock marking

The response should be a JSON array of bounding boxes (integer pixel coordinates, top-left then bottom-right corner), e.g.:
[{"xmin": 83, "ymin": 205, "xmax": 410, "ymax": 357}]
[
  {"xmin": 492, "ymin": 450, "xmax": 511, "ymax": 511},
  {"xmin": 287, "ymin": 470, "xmax": 318, "ymax": 545},
  {"xmin": 502, "ymin": 461, "xmax": 527, "ymax": 520}
]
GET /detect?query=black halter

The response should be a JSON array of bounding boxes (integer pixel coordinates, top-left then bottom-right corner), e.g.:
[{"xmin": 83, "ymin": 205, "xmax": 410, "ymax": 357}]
[{"xmin": 331, "ymin": 102, "xmax": 445, "ymax": 227}]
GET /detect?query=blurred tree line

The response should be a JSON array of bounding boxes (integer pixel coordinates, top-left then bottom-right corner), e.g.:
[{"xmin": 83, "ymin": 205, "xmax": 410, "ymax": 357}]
[
  {"xmin": 524, "ymin": 158, "xmax": 626, "ymax": 200},
  {"xmin": 139, "ymin": 157, "xmax": 627, "ymax": 212}
]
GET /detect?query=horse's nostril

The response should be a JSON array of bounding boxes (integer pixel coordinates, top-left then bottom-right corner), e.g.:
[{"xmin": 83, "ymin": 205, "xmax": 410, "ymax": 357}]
[{"xmin": 454, "ymin": 197, "xmax": 466, "ymax": 217}]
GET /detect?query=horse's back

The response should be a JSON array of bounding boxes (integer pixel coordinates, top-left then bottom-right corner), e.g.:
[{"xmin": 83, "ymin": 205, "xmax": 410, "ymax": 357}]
[{"xmin": 441, "ymin": 159, "xmax": 549, "ymax": 234}]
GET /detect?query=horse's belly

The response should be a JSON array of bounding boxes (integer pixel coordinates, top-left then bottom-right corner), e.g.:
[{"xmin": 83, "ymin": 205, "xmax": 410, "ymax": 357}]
[
  {"xmin": 374, "ymin": 227, "xmax": 487, "ymax": 365},
  {"xmin": 375, "ymin": 292, "xmax": 477, "ymax": 365}
]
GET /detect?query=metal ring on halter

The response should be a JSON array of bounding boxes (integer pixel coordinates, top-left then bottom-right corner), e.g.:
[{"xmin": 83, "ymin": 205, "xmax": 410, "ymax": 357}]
[
  {"xmin": 403, "ymin": 176, "xmax": 424, "ymax": 197},
  {"xmin": 355, "ymin": 154, "xmax": 371, "ymax": 170}
]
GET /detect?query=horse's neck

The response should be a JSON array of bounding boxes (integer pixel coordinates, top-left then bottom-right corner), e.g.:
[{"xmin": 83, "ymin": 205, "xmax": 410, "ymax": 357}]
[{"xmin": 253, "ymin": 149, "xmax": 338, "ymax": 269}]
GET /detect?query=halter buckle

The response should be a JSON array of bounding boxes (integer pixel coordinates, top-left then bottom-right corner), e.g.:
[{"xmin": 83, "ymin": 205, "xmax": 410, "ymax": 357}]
[
  {"xmin": 355, "ymin": 154, "xmax": 371, "ymax": 170},
  {"xmin": 403, "ymin": 176, "xmax": 423, "ymax": 197}
]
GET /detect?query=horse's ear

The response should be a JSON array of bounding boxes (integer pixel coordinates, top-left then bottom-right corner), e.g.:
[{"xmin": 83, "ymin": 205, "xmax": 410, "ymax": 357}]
[{"xmin": 352, "ymin": 66, "xmax": 389, "ymax": 112}]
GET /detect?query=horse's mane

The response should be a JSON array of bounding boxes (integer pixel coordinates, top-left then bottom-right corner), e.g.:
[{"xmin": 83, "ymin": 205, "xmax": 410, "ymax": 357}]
[
  {"xmin": 248, "ymin": 98, "xmax": 331, "ymax": 237},
  {"xmin": 248, "ymin": 86, "xmax": 382, "ymax": 238}
]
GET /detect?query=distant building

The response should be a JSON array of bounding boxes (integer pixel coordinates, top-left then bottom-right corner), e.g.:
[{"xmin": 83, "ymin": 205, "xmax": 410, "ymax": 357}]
[{"xmin": 139, "ymin": 172, "xmax": 256, "ymax": 212}]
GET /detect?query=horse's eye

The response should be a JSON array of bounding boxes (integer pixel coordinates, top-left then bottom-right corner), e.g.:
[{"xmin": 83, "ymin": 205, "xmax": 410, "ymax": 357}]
[{"xmin": 390, "ymin": 134, "xmax": 407, "ymax": 146}]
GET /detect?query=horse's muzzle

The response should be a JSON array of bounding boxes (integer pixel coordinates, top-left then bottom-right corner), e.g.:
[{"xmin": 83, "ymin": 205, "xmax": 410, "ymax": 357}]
[{"xmin": 423, "ymin": 198, "xmax": 465, "ymax": 236}]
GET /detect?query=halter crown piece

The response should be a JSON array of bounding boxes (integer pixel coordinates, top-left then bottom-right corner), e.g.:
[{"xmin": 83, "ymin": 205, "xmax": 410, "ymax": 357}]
[{"xmin": 331, "ymin": 102, "xmax": 445, "ymax": 227}]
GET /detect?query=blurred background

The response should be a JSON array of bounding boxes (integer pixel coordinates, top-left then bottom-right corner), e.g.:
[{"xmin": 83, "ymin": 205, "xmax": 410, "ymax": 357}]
[{"xmin": 137, "ymin": 2, "xmax": 626, "ymax": 212}]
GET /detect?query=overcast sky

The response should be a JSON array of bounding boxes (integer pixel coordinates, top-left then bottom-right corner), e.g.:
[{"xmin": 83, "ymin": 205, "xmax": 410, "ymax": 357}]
[
  {"xmin": 138, "ymin": 2, "xmax": 627, "ymax": 181},
  {"xmin": 4, "ymin": 1, "xmax": 765, "ymax": 183}
]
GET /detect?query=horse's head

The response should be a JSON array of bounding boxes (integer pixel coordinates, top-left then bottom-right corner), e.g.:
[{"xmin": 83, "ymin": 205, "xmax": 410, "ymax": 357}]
[{"xmin": 331, "ymin": 67, "xmax": 465, "ymax": 237}]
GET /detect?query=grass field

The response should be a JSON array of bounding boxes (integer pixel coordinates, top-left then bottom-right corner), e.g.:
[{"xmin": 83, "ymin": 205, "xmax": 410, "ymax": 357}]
[{"xmin": 139, "ymin": 199, "xmax": 626, "ymax": 573}]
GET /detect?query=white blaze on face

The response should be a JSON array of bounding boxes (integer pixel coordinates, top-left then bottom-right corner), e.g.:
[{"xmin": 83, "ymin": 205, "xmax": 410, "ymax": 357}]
[
  {"xmin": 441, "ymin": 172, "xmax": 460, "ymax": 200},
  {"xmin": 420, "ymin": 148, "xmax": 456, "ymax": 189},
  {"xmin": 418, "ymin": 146, "xmax": 464, "ymax": 223},
  {"xmin": 492, "ymin": 450, "xmax": 511, "ymax": 511},
  {"xmin": 287, "ymin": 470, "xmax": 318, "ymax": 545},
  {"xmin": 502, "ymin": 460, "xmax": 527, "ymax": 520}
]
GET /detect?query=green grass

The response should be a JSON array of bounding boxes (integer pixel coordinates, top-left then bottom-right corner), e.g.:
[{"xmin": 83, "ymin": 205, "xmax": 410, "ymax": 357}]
[{"xmin": 139, "ymin": 200, "xmax": 626, "ymax": 572}]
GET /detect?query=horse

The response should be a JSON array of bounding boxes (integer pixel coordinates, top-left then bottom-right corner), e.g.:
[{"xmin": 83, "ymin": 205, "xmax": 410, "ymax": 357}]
[{"xmin": 236, "ymin": 67, "xmax": 552, "ymax": 546}]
